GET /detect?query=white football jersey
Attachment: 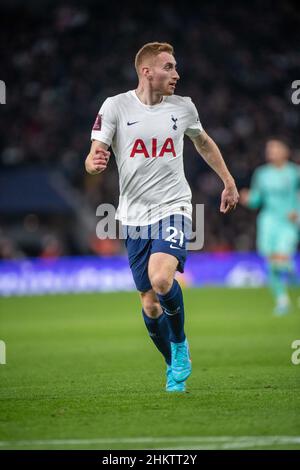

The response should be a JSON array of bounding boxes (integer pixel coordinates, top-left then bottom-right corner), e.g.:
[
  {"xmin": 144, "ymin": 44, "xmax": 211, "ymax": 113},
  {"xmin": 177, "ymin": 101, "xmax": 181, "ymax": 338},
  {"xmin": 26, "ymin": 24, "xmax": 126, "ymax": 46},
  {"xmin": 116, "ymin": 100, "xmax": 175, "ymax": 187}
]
[{"xmin": 91, "ymin": 90, "xmax": 203, "ymax": 225}]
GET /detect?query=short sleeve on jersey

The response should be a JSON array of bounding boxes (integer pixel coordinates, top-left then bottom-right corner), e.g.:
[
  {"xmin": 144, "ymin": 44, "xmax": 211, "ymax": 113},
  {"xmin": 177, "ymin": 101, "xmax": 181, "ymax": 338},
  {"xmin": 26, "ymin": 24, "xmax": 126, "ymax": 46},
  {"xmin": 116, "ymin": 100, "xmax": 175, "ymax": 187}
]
[
  {"xmin": 184, "ymin": 98, "xmax": 203, "ymax": 138},
  {"xmin": 91, "ymin": 97, "xmax": 117, "ymax": 146}
]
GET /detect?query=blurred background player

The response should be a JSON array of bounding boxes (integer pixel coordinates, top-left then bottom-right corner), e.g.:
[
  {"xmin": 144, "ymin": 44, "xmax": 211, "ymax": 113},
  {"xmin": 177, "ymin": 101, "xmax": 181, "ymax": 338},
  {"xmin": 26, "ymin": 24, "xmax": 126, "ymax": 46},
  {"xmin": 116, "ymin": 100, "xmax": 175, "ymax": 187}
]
[
  {"xmin": 85, "ymin": 42, "xmax": 239, "ymax": 392},
  {"xmin": 240, "ymin": 139, "xmax": 300, "ymax": 315}
]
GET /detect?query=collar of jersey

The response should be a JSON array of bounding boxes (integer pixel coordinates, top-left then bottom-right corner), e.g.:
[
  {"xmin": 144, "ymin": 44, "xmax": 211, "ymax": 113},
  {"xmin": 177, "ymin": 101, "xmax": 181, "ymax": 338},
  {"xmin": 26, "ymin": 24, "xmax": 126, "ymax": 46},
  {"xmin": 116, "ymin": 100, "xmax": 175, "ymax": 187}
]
[{"xmin": 130, "ymin": 90, "xmax": 167, "ymax": 109}]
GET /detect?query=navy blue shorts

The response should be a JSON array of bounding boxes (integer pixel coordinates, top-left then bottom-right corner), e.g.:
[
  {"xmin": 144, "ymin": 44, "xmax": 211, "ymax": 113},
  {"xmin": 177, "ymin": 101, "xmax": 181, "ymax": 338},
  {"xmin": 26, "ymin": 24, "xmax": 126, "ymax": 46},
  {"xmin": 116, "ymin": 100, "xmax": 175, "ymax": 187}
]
[{"xmin": 123, "ymin": 215, "xmax": 192, "ymax": 292}]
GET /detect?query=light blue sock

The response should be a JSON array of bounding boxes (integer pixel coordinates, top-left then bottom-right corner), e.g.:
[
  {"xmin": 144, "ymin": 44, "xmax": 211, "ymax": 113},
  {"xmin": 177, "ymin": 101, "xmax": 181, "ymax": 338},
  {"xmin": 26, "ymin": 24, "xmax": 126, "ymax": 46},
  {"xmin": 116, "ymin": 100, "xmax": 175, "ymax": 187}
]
[{"xmin": 268, "ymin": 261, "xmax": 288, "ymax": 301}]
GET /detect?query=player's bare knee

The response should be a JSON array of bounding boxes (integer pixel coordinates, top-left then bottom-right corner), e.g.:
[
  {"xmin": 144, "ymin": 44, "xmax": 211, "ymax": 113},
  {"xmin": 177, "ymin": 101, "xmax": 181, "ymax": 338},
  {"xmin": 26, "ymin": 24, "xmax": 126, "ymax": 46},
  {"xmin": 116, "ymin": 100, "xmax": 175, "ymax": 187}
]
[
  {"xmin": 150, "ymin": 275, "xmax": 173, "ymax": 296},
  {"xmin": 140, "ymin": 291, "xmax": 162, "ymax": 318},
  {"xmin": 142, "ymin": 299, "xmax": 161, "ymax": 318}
]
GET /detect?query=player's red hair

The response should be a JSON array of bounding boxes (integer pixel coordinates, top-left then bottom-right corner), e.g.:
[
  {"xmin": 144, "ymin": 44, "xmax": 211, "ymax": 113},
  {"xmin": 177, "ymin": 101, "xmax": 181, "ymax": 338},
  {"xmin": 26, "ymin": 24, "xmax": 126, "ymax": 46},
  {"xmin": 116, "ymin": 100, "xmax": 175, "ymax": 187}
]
[{"xmin": 135, "ymin": 42, "xmax": 174, "ymax": 76}]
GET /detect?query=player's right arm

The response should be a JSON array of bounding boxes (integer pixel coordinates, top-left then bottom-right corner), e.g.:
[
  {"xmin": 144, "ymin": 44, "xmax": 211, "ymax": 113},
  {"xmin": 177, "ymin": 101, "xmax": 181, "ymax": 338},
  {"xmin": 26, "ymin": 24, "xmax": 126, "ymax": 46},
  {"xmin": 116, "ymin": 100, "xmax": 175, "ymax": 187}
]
[
  {"xmin": 85, "ymin": 140, "xmax": 110, "ymax": 175},
  {"xmin": 86, "ymin": 96, "xmax": 116, "ymax": 175}
]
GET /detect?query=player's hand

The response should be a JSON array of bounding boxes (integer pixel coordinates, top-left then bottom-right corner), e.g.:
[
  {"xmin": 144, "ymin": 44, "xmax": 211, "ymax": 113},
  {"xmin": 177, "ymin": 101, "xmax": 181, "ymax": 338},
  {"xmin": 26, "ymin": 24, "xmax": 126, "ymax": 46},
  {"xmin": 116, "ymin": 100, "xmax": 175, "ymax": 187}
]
[
  {"xmin": 288, "ymin": 211, "xmax": 298, "ymax": 223},
  {"xmin": 220, "ymin": 182, "xmax": 239, "ymax": 213},
  {"xmin": 88, "ymin": 147, "xmax": 111, "ymax": 174},
  {"xmin": 239, "ymin": 188, "xmax": 250, "ymax": 207}
]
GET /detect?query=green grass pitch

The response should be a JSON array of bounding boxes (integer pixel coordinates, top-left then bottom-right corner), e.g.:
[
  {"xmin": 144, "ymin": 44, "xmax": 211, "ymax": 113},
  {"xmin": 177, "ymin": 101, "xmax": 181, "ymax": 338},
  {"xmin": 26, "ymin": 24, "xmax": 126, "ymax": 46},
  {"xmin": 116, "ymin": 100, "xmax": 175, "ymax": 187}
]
[{"xmin": 0, "ymin": 287, "xmax": 299, "ymax": 450}]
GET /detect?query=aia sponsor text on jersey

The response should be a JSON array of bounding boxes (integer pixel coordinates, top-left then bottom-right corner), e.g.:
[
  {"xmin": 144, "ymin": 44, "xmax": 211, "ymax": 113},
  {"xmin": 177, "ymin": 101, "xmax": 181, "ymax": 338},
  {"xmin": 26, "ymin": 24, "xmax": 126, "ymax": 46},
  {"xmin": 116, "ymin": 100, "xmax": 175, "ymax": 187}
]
[{"xmin": 130, "ymin": 138, "xmax": 176, "ymax": 158}]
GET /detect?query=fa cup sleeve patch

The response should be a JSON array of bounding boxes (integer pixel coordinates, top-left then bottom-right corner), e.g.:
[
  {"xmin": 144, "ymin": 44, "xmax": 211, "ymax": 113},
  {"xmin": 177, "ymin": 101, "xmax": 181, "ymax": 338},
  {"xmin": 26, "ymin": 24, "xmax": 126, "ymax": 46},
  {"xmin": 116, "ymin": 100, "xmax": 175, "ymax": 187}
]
[{"xmin": 92, "ymin": 114, "xmax": 102, "ymax": 131}]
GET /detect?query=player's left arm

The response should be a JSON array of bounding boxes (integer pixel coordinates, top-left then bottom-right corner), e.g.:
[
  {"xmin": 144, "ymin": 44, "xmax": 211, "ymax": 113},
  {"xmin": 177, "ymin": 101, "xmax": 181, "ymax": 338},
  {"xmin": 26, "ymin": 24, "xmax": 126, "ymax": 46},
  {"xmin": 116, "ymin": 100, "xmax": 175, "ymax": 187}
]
[{"xmin": 190, "ymin": 130, "xmax": 239, "ymax": 213}]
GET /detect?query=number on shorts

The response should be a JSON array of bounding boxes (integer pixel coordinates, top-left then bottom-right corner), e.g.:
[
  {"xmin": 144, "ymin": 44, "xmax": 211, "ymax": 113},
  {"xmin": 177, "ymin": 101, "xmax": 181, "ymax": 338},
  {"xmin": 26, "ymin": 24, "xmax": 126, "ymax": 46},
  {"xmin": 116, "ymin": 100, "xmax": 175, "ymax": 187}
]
[{"xmin": 165, "ymin": 226, "xmax": 184, "ymax": 247}]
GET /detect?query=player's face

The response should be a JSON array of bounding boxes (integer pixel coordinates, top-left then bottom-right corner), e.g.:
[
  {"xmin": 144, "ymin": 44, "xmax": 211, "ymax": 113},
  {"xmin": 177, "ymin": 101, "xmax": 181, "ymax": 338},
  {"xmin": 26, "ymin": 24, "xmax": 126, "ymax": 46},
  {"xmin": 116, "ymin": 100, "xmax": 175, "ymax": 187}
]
[
  {"xmin": 265, "ymin": 140, "xmax": 289, "ymax": 165},
  {"xmin": 149, "ymin": 52, "xmax": 180, "ymax": 95}
]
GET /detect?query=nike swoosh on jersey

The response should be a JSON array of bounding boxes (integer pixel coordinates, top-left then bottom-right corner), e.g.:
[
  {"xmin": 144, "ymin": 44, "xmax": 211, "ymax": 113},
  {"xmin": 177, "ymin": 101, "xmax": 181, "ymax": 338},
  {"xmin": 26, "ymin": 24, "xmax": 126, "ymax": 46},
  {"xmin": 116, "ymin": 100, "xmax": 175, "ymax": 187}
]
[{"xmin": 127, "ymin": 121, "xmax": 139, "ymax": 126}]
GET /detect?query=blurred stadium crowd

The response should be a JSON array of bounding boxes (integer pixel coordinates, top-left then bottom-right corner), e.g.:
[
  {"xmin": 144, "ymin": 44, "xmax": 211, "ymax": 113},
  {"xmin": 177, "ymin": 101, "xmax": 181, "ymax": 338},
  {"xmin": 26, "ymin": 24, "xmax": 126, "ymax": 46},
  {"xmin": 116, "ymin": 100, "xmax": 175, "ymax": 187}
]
[{"xmin": 0, "ymin": 0, "xmax": 299, "ymax": 259}]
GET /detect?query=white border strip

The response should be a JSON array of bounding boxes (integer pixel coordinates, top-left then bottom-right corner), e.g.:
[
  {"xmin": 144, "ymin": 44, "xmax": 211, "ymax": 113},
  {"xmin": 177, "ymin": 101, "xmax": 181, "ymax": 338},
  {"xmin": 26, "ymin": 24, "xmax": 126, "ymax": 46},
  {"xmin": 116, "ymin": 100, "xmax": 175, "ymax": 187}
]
[{"xmin": 0, "ymin": 436, "xmax": 300, "ymax": 448}]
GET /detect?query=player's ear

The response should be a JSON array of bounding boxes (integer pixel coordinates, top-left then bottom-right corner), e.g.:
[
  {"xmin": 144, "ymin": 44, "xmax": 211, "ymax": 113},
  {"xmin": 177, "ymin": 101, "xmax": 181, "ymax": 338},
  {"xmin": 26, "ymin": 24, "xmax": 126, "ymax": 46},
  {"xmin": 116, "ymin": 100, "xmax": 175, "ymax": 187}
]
[
  {"xmin": 147, "ymin": 72, "xmax": 153, "ymax": 82},
  {"xmin": 142, "ymin": 66, "xmax": 152, "ymax": 81}
]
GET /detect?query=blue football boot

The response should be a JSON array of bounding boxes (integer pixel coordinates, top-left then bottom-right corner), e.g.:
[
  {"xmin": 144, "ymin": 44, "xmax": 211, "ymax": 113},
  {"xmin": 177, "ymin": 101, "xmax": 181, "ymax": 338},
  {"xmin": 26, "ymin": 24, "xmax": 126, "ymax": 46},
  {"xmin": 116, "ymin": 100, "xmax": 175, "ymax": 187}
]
[
  {"xmin": 166, "ymin": 365, "xmax": 186, "ymax": 392},
  {"xmin": 171, "ymin": 338, "xmax": 192, "ymax": 383}
]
